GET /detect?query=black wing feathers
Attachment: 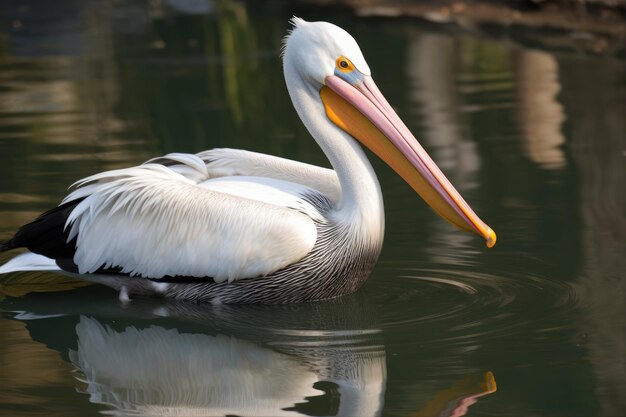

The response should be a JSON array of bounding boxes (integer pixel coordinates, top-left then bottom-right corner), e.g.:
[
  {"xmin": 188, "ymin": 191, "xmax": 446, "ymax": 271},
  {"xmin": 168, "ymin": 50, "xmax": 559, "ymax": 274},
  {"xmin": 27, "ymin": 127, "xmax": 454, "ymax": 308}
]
[{"xmin": 4, "ymin": 198, "xmax": 84, "ymax": 261}]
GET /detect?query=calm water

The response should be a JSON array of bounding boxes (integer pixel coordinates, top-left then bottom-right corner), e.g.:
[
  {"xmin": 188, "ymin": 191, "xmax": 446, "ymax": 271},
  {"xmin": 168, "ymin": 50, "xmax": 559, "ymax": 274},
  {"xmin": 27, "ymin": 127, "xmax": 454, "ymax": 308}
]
[{"xmin": 0, "ymin": 1, "xmax": 624, "ymax": 416}]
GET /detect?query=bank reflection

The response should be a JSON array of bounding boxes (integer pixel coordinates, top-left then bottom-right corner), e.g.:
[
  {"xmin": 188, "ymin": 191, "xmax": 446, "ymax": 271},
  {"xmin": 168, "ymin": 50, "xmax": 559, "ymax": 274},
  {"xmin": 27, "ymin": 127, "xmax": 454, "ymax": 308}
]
[
  {"xmin": 564, "ymin": 56, "xmax": 626, "ymax": 416},
  {"xmin": 516, "ymin": 49, "xmax": 566, "ymax": 170}
]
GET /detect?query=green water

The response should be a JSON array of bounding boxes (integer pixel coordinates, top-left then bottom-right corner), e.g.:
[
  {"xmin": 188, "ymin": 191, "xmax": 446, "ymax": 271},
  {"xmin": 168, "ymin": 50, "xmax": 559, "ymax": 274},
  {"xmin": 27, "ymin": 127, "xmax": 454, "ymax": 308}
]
[{"xmin": 0, "ymin": 1, "xmax": 624, "ymax": 416}]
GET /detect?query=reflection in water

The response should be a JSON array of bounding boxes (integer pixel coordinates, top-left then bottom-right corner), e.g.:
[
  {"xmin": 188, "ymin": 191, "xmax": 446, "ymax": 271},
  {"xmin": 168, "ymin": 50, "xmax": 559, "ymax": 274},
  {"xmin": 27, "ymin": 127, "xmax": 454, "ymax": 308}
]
[
  {"xmin": 71, "ymin": 317, "xmax": 321, "ymax": 416},
  {"xmin": 1, "ymin": 288, "xmax": 497, "ymax": 417},
  {"xmin": 4, "ymin": 291, "xmax": 387, "ymax": 416},
  {"xmin": 516, "ymin": 50, "xmax": 566, "ymax": 170},
  {"xmin": 563, "ymin": 57, "xmax": 626, "ymax": 417},
  {"xmin": 0, "ymin": 319, "xmax": 75, "ymax": 414},
  {"xmin": 413, "ymin": 371, "xmax": 496, "ymax": 417}
]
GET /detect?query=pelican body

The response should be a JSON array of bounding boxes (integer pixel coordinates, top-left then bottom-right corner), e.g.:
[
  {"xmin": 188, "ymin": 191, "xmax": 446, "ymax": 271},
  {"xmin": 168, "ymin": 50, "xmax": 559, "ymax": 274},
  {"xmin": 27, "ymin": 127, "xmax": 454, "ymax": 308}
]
[{"xmin": 0, "ymin": 19, "xmax": 495, "ymax": 304}]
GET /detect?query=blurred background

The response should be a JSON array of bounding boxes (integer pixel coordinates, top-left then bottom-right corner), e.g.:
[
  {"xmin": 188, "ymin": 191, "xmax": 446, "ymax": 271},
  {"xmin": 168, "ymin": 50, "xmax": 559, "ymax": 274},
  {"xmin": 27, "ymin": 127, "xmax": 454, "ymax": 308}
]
[{"xmin": 0, "ymin": 1, "xmax": 624, "ymax": 416}]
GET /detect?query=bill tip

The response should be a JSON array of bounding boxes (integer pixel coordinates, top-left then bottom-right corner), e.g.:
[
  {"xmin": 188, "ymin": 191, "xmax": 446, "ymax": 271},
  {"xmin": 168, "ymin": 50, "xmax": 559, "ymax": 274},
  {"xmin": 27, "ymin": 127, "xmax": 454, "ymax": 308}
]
[{"xmin": 486, "ymin": 228, "xmax": 496, "ymax": 248}]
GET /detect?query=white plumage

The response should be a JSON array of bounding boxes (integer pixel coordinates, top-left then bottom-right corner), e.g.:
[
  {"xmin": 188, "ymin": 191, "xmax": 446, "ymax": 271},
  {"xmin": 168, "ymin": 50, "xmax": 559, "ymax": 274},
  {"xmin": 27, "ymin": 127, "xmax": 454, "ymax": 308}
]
[{"xmin": 64, "ymin": 153, "xmax": 322, "ymax": 282}]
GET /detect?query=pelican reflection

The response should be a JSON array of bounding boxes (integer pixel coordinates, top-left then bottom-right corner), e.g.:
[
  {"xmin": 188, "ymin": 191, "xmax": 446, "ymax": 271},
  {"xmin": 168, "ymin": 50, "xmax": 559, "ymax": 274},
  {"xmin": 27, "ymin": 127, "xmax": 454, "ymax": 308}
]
[
  {"xmin": 2, "ymin": 288, "xmax": 496, "ymax": 416},
  {"xmin": 71, "ymin": 316, "xmax": 366, "ymax": 416}
]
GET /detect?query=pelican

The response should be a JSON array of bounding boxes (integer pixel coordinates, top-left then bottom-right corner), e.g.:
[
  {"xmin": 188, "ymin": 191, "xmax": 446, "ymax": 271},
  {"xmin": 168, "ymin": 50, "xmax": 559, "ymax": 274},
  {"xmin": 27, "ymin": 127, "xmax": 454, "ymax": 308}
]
[{"xmin": 0, "ymin": 18, "xmax": 496, "ymax": 304}]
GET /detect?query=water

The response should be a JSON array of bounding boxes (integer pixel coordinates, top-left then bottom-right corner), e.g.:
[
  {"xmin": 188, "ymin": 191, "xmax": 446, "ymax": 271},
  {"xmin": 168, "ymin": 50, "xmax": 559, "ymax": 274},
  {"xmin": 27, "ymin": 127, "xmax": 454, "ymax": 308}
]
[{"xmin": 0, "ymin": 1, "xmax": 624, "ymax": 416}]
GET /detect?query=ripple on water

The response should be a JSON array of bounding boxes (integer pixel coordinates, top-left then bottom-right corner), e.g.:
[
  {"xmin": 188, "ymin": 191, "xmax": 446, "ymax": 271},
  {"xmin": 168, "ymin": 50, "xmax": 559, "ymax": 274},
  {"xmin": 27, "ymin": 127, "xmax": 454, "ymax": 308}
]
[{"xmin": 366, "ymin": 263, "xmax": 580, "ymax": 352}]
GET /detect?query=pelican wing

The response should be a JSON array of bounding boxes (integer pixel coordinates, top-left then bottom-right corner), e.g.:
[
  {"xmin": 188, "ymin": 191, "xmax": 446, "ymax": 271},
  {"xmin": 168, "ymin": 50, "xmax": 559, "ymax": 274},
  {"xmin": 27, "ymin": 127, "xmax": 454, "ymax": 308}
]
[
  {"xmin": 61, "ymin": 155, "xmax": 319, "ymax": 282},
  {"xmin": 196, "ymin": 148, "xmax": 341, "ymax": 204}
]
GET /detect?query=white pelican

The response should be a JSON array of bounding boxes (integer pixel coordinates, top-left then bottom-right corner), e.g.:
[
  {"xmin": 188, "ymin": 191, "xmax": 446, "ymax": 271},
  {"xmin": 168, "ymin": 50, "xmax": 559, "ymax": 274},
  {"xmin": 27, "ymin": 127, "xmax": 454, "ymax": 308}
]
[{"xmin": 0, "ymin": 18, "xmax": 496, "ymax": 303}]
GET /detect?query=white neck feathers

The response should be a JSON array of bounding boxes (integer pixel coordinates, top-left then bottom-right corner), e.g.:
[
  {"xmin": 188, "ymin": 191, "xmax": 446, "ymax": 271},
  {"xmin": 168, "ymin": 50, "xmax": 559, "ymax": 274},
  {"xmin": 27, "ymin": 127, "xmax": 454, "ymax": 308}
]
[{"xmin": 283, "ymin": 60, "xmax": 385, "ymax": 245}]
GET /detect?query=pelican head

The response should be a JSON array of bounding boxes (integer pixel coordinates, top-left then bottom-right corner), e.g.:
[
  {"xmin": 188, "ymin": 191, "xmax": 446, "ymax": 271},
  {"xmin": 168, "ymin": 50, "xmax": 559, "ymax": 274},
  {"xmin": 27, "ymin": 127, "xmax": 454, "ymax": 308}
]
[{"xmin": 284, "ymin": 18, "xmax": 496, "ymax": 248}]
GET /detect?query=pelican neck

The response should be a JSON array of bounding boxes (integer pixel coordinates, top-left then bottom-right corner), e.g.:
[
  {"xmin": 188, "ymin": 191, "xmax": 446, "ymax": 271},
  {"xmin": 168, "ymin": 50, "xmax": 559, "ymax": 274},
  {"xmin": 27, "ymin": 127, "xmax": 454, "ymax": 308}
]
[{"xmin": 284, "ymin": 67, "xmax": 384, "ymax": 237}]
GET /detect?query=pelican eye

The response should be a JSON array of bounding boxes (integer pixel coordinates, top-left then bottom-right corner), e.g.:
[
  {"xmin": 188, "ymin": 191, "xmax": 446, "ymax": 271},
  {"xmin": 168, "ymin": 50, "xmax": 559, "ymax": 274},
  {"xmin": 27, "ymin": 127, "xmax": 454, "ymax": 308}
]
[{"xmin": 336, "ymin": 56, "xmax": 354, "ymax": 73}]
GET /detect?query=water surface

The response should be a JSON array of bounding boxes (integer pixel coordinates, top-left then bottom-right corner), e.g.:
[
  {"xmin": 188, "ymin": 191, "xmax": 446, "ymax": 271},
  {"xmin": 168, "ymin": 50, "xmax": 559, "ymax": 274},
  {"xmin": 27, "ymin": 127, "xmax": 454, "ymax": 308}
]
[{"xmin": 0, "ymin": 1, "xmax": 624, "ymax": 416}]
